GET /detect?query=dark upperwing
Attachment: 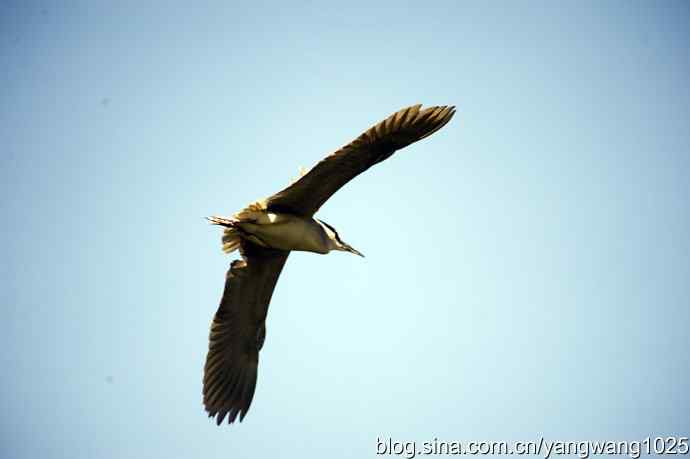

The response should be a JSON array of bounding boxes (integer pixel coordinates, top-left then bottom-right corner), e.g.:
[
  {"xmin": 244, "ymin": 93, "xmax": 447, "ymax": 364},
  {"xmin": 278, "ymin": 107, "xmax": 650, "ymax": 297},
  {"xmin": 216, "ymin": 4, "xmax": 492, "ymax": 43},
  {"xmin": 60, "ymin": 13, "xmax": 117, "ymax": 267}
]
[
  {"xmin": 266, "ymin": 104, "xmax": 456, "ymax": 217},
  {"xmin": 203, "ymin": 241, "xmax": 289, "ymax": 425}
]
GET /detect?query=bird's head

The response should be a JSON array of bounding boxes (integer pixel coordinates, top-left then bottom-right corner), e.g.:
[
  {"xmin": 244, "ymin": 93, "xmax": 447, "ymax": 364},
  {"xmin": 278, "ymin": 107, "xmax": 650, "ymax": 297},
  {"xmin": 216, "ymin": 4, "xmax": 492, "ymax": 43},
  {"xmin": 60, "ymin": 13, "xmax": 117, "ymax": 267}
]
[{"xmin": 316, "ymin": 219, "xmax": 365, "ymax": 257}]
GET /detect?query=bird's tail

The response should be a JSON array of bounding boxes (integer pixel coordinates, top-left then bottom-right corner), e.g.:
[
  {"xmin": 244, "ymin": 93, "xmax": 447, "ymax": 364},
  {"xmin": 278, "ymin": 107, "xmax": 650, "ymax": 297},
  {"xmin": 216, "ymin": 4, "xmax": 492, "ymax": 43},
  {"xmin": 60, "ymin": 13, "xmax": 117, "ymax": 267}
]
[{"xmin": 206, "ymin": 216, "xmax": 242, "ymax": 253}]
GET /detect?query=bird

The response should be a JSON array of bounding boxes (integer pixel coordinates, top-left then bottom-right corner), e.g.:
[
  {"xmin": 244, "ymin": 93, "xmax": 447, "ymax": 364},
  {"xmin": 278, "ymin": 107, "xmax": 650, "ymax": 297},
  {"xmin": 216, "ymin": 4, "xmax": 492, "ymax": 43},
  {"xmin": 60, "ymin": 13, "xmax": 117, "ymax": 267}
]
[{"xmin": 203, "ymin": 104, "xmax": 456, "ymax": 425}]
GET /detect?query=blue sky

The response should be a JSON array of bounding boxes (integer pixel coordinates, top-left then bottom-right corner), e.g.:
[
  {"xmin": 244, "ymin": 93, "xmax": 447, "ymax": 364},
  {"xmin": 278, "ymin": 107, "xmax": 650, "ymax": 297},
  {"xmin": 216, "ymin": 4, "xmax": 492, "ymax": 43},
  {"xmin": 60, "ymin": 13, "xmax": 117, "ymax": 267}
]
[{"xmin": 2, "ymin": 2, "xmax": 689, "ymax": 458}]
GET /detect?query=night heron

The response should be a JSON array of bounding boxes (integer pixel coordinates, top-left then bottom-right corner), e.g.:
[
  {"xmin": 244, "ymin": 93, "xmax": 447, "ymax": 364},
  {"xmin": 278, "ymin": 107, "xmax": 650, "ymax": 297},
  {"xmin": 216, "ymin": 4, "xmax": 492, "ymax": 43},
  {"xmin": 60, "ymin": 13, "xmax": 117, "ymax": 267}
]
[{"xmin": 204, "ymin": 104, "xmax": 456, "ymax": 425}]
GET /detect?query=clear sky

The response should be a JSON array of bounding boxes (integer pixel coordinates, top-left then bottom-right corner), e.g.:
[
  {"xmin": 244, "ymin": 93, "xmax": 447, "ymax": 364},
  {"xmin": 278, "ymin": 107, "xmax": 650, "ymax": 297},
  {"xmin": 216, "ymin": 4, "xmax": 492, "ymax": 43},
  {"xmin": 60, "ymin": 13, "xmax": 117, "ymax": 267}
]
[{"xmin": 2, "ymin": 1, "xmax": 689, "ymax": 458}]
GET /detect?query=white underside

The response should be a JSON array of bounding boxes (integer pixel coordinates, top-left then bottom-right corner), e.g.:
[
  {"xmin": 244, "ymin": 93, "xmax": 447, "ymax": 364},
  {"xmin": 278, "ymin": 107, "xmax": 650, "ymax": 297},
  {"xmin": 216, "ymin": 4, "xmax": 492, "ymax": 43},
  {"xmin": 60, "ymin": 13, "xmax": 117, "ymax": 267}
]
[{"xmin": 237, "ymin": 212, "xmax": 331, "ymax": 254}]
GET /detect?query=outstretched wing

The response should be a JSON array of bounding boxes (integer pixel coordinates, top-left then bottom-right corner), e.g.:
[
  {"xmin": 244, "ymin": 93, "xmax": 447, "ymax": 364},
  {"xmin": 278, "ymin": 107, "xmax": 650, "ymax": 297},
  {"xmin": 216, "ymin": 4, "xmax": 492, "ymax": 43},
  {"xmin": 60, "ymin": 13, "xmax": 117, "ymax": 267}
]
[
  {"xmin": 203, "ymin": 241, "xmax": 289, "ymax": 425},
  {"xmin": 265, "ymin": 104, "xmax": 456, "ymax": 216}
]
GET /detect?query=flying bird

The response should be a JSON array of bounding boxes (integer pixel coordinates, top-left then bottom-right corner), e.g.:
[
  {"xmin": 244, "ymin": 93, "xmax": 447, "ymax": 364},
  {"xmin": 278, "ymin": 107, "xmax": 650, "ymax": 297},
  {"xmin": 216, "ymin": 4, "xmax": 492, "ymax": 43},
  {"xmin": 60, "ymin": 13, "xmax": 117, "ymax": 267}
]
[{"xmin": 204, "ymin": 104, "xmax": 456, "ymax": 425}]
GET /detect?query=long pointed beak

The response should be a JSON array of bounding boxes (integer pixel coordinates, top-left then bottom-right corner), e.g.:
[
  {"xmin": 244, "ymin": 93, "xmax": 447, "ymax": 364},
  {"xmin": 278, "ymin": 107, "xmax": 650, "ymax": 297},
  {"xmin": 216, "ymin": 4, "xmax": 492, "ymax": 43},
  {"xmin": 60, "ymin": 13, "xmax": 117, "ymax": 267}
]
[{"xmin": 343, "ymin": 244, "xmax": 365, "ymax": 258}]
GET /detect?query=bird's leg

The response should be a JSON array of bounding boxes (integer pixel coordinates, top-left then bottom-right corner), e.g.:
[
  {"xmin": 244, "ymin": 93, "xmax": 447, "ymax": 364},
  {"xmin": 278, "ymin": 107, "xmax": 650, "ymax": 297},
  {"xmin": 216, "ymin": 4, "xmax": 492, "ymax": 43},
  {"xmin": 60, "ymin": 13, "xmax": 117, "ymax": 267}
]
[{"xmin": 206, "ymin": 216, "xmax": 237, "ymax": 227}]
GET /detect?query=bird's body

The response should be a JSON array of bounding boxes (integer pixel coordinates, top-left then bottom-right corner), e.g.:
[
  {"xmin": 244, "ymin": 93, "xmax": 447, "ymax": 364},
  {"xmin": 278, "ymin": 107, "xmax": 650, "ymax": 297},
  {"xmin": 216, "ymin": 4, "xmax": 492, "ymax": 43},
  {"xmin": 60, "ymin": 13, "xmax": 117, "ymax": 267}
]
[
  {"xmin": 239, "ymin": 212, "xmax": 330, "ymax": 253},
  {"xmin": 208, "ymin": 207, "xmax": 349, "ymax": 255},
  {"xmin": 203, "ymin": 104, "xmax": 456, "ymax": 425}
]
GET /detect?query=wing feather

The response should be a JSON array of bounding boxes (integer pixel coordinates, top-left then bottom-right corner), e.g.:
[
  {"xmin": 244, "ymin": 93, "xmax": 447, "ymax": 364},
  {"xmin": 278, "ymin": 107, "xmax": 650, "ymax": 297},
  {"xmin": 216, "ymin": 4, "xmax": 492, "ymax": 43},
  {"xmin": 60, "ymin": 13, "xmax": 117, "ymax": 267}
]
[
  {"xmin": 265, "ymin": 104, "xmax": 456, "ymax": 216},
  {"xmin": 203, "ymin": 241, "xmax": 289, "ymax": 425}
]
